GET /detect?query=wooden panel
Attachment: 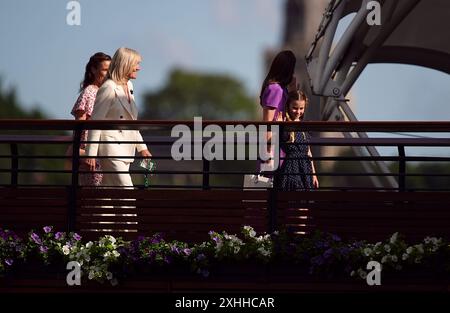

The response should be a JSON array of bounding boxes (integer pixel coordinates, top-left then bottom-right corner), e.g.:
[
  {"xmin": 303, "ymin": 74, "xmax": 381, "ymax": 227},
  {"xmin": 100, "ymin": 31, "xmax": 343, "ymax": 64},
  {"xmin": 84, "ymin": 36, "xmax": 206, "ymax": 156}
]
[
  {"xmin": 78, "ymin": 199, "xmax": 268, "ymax": 209},
  {"xmin": 0, "ymin": 187, "xmax": 69, "ymax": 198},
  {"xmin": 78, "ymin": 189, "xmax": 269, "ymax": 201},
  {"xmin": 0, "ymin": 207, "xmax": 67, "ymax": 215},
  {"xmin": 0, "ymin": 199, "xmax": 68, "ymax": 206},
  {"xmin": 278, "ymin": 191, "xmax": 450, "ymax": 202}
]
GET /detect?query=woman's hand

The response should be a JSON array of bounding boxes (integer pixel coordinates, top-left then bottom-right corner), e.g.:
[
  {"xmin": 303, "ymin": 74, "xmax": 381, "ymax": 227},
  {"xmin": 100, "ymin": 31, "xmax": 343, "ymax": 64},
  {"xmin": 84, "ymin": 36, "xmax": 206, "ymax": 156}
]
[
  {"xmin": 312, "ymin": 175, "xmax": 319, "ymax": 189},
  {"xmin": 139, "ymin": 149, "xmax": 152, "ymax": 158},
  {"xmin": 85, "ymin": 158, "xmax": 97, "ymax": 171}
]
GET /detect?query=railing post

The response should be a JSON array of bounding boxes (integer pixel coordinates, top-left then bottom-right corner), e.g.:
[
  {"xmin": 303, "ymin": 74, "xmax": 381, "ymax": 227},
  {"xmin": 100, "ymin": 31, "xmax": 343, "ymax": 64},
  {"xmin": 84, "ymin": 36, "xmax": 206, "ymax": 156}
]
[
  {"xmin": 268, "ymin": 183, "xmax": 278, "ymax": 233},
  {"xmin": 9, "ymin": 143, "xmax": 18, "ymax": 186},
  {"xmin": 267, "ymin": 122, "xmax": 281, "ymax": 233},
  {"xmin": 202, "ymin": 136, "xmax": 210, "ymax": 190},
  {"xmin": 398, "ymin": 145, "xmax": 406, "ymax": 192},
  {"xmin": 68, "ymin": 125, "xmax": 82, "ymax": 232},
  {"xmin": 202, "ymin": 158, "xmax": 210, "ymax": 190}
]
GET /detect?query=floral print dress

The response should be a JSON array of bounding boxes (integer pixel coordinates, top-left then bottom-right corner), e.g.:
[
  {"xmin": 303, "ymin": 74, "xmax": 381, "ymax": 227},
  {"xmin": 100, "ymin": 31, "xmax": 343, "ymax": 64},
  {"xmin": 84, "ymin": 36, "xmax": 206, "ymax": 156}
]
[{"xmin": 71, "ymin": 85, "xmax": 102, "ymax": 186}]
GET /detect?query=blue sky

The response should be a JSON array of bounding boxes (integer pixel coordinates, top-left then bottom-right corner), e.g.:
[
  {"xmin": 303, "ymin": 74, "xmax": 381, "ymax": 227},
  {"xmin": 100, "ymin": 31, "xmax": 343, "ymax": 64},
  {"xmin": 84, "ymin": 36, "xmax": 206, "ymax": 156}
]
[{"xmin": 0, "ymin": 0, "xmax": 449, "ymax": 122}]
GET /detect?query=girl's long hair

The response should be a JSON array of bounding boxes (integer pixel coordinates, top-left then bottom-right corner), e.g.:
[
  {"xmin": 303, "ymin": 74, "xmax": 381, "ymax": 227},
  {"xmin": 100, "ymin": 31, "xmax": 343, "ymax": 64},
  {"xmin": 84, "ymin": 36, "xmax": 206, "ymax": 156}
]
[{"xmin": 286, "ymin": 90, "xmax": 308, "ymax": 143}]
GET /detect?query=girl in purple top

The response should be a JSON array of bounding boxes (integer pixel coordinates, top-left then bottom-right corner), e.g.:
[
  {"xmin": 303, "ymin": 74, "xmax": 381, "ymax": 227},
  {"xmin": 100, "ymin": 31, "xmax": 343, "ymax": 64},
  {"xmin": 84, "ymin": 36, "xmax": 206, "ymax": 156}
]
[{"xmin": 259, "ymin": 50, "xmax": 297, "ymax": 169}]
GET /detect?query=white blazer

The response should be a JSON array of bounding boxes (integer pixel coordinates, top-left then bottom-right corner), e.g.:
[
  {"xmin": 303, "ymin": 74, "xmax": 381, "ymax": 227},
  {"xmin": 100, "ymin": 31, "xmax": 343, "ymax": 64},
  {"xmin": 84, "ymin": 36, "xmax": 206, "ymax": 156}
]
[{"xmin": 85, "ymin": 79, "xmax": 148, "ymax": 163}]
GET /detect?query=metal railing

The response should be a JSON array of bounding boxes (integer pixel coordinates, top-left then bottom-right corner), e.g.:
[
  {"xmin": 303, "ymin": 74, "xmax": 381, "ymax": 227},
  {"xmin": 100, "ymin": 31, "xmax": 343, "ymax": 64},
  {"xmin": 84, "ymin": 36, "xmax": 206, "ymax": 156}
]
[
  {"xmin": 1, "ymin": 120, "xmax": 450, "ymax": 189},
  {"xmin": 1, "ymin": 120, "xmax": 450, "ymax": 235}
]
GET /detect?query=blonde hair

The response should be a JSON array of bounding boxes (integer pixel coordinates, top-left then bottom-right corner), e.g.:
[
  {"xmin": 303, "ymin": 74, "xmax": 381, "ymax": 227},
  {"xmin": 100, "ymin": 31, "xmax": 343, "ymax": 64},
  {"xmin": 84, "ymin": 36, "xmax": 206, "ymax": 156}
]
[
  {"xmin": 286, "ymin": 90, "xmax": 308, "ymax": 143},
  {"xmin": 107, "ymin": 47, "xmax": 141, "ymax": 84}
]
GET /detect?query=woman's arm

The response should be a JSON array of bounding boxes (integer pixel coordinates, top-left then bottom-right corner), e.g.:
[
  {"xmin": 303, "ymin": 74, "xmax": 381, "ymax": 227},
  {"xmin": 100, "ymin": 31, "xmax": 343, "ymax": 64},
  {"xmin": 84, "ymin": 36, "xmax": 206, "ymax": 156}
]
[
  {"xmin": 73, "ymin": 110, "xmax": 87, "ymax": 157},
  {"xmin": 263, "ymin": 107, "xmax": 275, "ymax": 154}
]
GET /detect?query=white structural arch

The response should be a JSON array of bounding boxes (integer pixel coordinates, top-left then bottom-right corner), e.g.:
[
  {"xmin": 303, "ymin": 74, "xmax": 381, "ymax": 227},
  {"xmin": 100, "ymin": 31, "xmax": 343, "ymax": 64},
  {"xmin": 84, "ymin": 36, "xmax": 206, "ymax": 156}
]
[{"xmin": 305, "ymin": 0, "xmax": 450, "ymax": 188}]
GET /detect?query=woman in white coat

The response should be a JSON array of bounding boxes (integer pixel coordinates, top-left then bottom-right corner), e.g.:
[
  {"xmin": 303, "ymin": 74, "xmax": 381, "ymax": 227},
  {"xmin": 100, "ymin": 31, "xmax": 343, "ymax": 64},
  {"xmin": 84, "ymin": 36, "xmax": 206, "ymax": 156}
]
[{"xmin": 85, "ymin": 47, "xmax": 151, "ymax": 187}]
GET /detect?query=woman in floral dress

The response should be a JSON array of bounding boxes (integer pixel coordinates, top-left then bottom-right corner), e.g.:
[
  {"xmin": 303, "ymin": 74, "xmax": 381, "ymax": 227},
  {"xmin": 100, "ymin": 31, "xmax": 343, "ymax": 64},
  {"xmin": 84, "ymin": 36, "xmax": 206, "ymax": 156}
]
[{"xmin": 70, "ymin": 52, "xmax": 111, "ymax": 186}]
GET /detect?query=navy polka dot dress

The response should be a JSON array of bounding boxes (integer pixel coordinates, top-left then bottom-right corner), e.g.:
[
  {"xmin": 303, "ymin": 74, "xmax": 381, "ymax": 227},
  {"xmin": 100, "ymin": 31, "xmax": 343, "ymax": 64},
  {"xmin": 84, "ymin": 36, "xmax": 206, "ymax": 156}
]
[{"xmin": 277, "ymin": 131, "xmax": 314, "ymax": 191}]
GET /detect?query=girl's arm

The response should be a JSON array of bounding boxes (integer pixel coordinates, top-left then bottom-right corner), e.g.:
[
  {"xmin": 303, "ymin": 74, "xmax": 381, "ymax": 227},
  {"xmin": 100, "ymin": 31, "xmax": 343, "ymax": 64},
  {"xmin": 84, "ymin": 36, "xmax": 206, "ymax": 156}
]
[{"xmin": 308, "ymin": 146, "xmax": 319, "ymax": 188}]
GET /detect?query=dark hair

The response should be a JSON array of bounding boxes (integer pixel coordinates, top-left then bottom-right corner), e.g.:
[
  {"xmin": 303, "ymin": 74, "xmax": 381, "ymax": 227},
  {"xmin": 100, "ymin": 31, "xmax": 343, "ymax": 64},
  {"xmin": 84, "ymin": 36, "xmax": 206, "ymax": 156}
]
[
  {"xmin": 259, "ymin": 50, "xmax": 296, "ymax": 101},
  {"xmin": 80, "ymin": 52, "xmax": 111, "ymax": 91}
]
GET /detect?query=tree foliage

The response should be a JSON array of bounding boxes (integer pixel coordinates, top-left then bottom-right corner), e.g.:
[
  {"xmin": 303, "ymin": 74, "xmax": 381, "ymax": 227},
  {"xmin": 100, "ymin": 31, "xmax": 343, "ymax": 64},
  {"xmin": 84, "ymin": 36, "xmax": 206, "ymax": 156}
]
[{"xmin": 141, "ymin": 68, "xmax": 257, "ymax": 120}]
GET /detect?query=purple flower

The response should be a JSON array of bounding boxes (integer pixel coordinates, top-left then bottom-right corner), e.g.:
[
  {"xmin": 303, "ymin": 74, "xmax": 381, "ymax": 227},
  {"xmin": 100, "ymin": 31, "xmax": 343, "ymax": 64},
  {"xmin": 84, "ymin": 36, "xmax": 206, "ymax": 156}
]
[
  {"xmin": 5, "ymin": 259, "xmax": 13, "ymax": 266},
  {"xmin": 196, "ymin": 253, "xmax": 206, "ymax": 261},
  {"xmin": 40, "ymin": 246, "xmax": 48, "ymax": 253},
  {"xmin": 212, "ymin": 236, "xmax": 221, "ymax": 243},
  {"xmin": 147, "ymin": 251, "xmax": 156, "ymax": 261},
  {"xmin": 311, "ymin": 255, "xmax": 324, "ymax": 266},
  {"xmin": 183, "ymin": 248, "xmax": 192, "ymax": 256},
  {"xmin": 331, "ymin": 234, "xmax": 341, "ymax": 242},
  {"xmin": 43, "ymin": 226, "xmax": 53, "ymax": 233},
  {"xmin": 171, "ymin": 245, "xmax": 181, "ymax": 255},
  {"xmin": 54, "ymin": 232, "xmax": 64, "ymax": 240},
  {"xmin": 30, "ymin": 233, "xmax": 42, "ymax": 245},
  {"xmin": 150, "ymin": 233, "xmax": 163, "ymax": 244},
  {"xmin": 73, "ymin": 233, "xmax": 82, "ymax": 241},
  {"xmin": 323, "ymin": 248, "xmax": 334, "ymax": 259},
  {"xmin": 339, "ymin": 247, "xmax": 351, "ymax": 256}
]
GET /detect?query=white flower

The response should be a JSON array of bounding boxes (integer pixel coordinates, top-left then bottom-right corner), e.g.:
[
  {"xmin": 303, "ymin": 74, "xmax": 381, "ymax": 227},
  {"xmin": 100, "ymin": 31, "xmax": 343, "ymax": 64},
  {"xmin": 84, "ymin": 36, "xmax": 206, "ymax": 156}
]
[
  {"xmin": 415, "ymin": 244, "xmax": 424, "ymax": 254},
  {"xmin": 103, "ymin": 251, "xmax": 111, "ymax": 258},
  {"xmin": 390, "ymin": 232, "xmax": 399, "ymax": 244},
  {"xmin": 350, "ymin": 271, "xmax": 356, "ymax": 277},
  {"xmin": 243, "ymin": 226, "xmax": 256, "ymax": 237},
  {"xmin": 357, "ymin": 269, "xmax": 367, "ymax": 280},
  {"xmin": 86, "ymin": 241, "xmax": 93, "ymax": 248},
  {"xmin": 88, "ymin": 271, "xmax": 95, "ymax": 280},
  {"xmin": 110, "ymin": 278, "xmax": 118, "ymax": 286},
  {"xmin": 384, "ymin": 244, "xmax": 391, "ymax": 252},
  {"xmin": 62, "ymin": 245, "xmax": 70, "ymax": 255},
  {"xmin": 106, "ymin": 272, "xmax": 113, "ymax": 280},
  {"xmin": 257, "ymin": 247, "xmax": 271, "ymax": 257},
  {"xmin": 402, "ymin": 253, "xmax": 408, "ymax": 260},
  {"xmin": 414, "ymin": 257, "xmax": 422, "ymax": 264},
  {"xmin": 112, "ymin": 250, "xmax": 120, "ymax": 258},
  {"xmin": 105, "ymin": 235, "xmax": 116, "ymax": 244},
  {"xmin": 234, "ymin": 246, "xmax": 240, "ymax": 254},
  {"xmin": 406, "ymin": 247, "xmax": 413, "ymax": 254},
  {"xmin": 363, "ymin": 248, "xmax": 372, "ymax": 256},
  {"xmin": 381, "ymin": 255, "xmax": 389, "ymax": 264},
  {"xmin": 391, "ymin": 255, "xmax": 398, "ymax": 262}
]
